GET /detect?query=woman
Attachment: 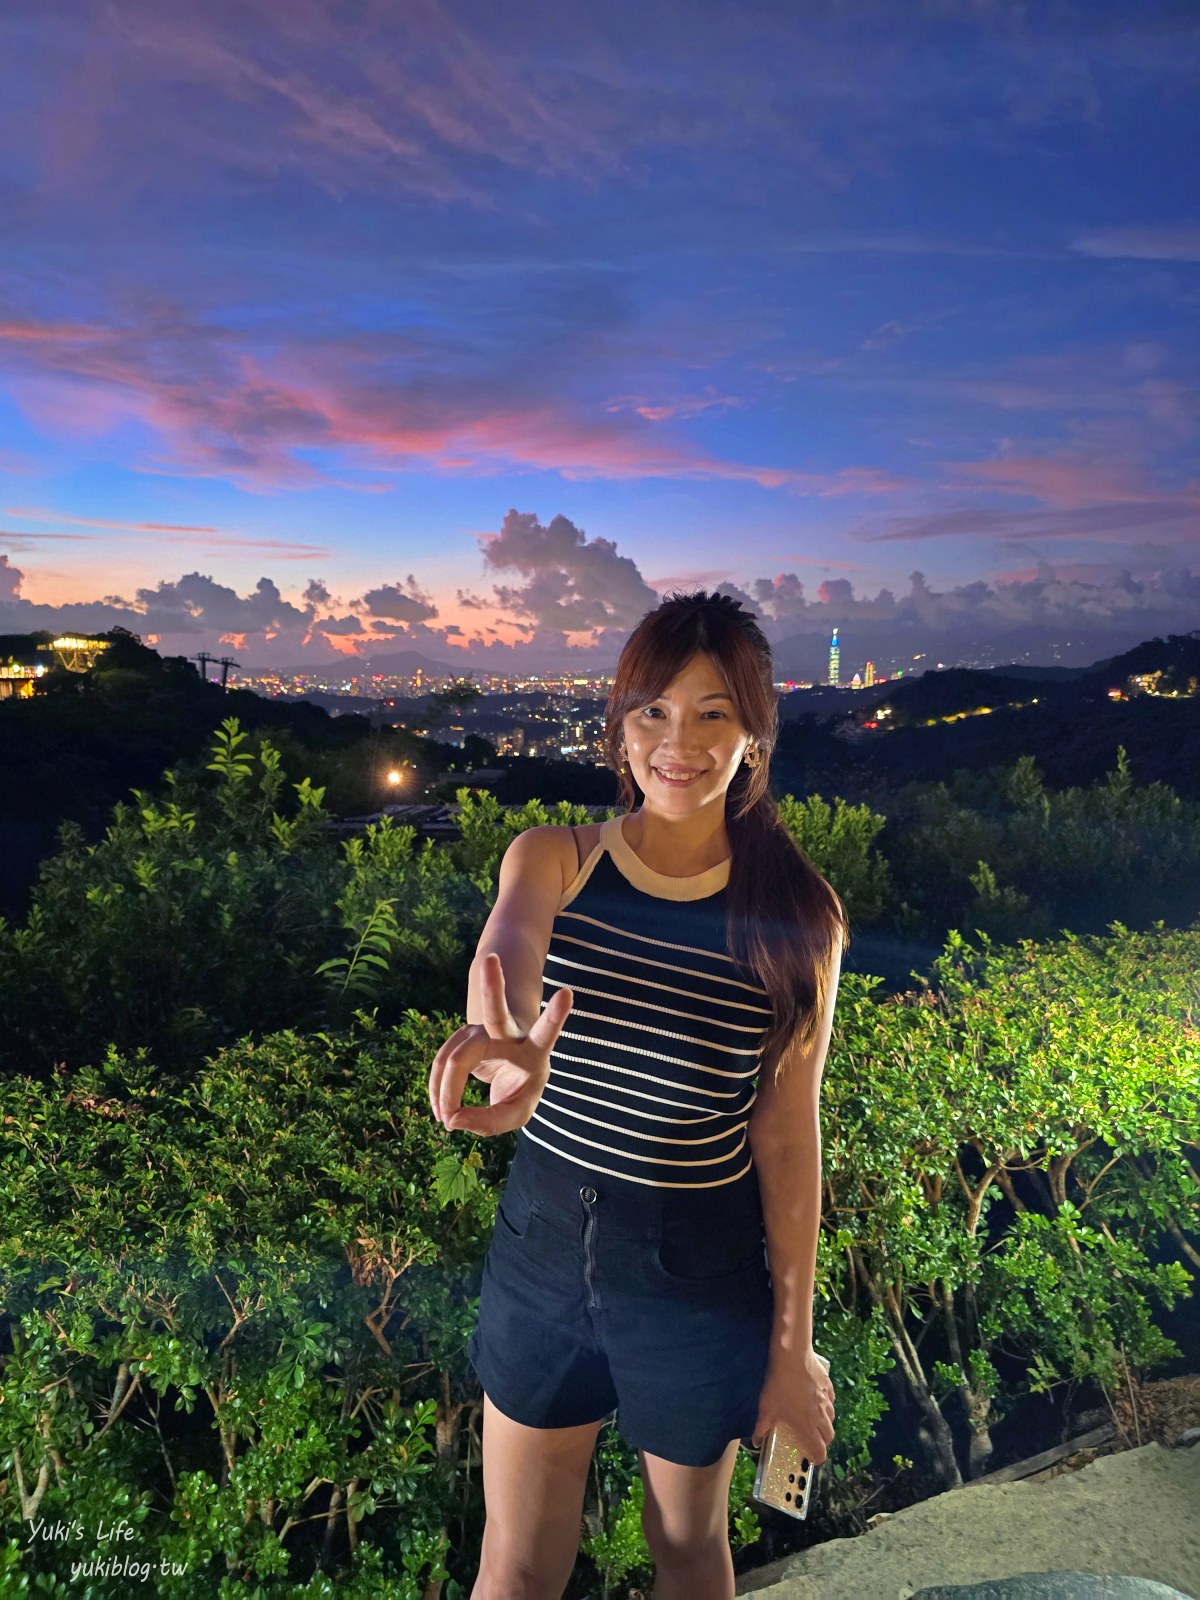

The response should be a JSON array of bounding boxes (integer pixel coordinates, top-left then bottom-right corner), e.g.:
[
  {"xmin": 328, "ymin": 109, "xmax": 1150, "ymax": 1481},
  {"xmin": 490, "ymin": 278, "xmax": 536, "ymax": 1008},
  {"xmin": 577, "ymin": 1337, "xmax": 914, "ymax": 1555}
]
[{"xmin": 429, "ymin": 590, "xmax": 846, "ymax": 1600}]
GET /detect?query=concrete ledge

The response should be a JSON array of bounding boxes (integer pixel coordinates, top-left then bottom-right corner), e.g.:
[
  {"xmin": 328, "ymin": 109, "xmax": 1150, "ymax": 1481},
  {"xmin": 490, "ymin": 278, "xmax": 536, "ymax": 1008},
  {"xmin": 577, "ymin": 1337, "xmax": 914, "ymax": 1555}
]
[
  {"xmin": 910, "ymin": 1574, "xmax": 1191, "ymax": 1599},
  {"xmin": 735, "ymin": 1442, "xmax": 1200, "ymax": 1600}
]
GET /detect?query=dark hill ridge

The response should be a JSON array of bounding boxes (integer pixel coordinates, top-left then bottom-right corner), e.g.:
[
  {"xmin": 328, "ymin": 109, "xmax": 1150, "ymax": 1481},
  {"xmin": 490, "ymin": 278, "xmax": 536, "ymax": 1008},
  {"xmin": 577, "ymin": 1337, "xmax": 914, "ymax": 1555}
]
[
  {"xmin": 0, "ymin": 630, "xmax": 56, "ymax": 664},
  {"xmin": 794, "ymin": 693, "xmax": 1200, "ymax": 814},
  {"xmin": 866, "ymin": 669, "xmax": 1085, "ymax": 725},
  {"xmin": 1081, "ymin": 629, "xmax": 1200, "ymax": 686},
  {"xmin": 2, "ymin": 626, "xmax": 1198, "ymax": 921},
  {"xmin": 816, "ymin": 632, "xmax": 1200, "ymax": 730}
]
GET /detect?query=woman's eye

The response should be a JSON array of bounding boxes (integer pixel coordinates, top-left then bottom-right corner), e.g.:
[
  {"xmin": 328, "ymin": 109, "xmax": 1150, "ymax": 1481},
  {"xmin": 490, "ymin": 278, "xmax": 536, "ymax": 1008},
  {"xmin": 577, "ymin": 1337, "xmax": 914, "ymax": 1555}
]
[{"xmin": 640, "ymin": 707, "xmax": 725, "ymax": 718}]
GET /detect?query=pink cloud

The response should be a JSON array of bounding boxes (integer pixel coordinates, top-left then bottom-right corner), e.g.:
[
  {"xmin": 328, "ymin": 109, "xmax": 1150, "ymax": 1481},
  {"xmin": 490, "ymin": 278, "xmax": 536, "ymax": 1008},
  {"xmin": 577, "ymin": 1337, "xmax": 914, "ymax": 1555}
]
[
  {"xmin": 942, "ymin": 454, "xmax": 1200, "ymax": 510},
  {"xmin": 38, "ymin": 0, "xmax": 631, "ymax": 211},
  {"xmin": 0, "ymin": 319, "xmax": 108, "ymax": 343},
  {"xmin": 606, "ymin": 388, "xmax": 748, "ymax": 422},
  {"xmin": 817, "ymin": 467, "xmax": 914, "ymax": 498},
  {"xmin": 1070, "ymin": 226, "xmax": 1200, "ymax": 263},
  {"xmin": 1, "ymin": 505, "xmax": 330, "ymax": 557},
  {"xmin": 0, "ymin": 310, "xmax": 829, "ymax": 491}
]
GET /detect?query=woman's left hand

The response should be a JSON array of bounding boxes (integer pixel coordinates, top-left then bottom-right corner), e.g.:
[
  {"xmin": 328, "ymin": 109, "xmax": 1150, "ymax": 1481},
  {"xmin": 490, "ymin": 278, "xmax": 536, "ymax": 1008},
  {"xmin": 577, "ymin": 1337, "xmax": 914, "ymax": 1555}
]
[{"xmin": 750, "ymin": 1346, "xmax": 836, "ymax": 1463}]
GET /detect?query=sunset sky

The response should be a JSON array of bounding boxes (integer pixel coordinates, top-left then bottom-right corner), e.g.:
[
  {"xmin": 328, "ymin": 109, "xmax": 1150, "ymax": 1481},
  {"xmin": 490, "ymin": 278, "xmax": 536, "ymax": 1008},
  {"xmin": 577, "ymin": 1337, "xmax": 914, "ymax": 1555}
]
[{"xmin": 1, "ymin": 0, "xmax": 1198, "ymax": 672}]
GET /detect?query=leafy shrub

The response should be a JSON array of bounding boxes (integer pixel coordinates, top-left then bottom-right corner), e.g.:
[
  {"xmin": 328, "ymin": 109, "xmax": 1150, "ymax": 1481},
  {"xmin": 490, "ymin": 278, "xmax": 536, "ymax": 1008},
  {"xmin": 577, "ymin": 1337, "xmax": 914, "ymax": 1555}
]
[
  {"xmin": 0, "ymin": 1014, "xmax": 496, "ymax": 1595},
  {"xmin": 2, "ymin": 724, "xmax": 1197, "ymax": 1590}
]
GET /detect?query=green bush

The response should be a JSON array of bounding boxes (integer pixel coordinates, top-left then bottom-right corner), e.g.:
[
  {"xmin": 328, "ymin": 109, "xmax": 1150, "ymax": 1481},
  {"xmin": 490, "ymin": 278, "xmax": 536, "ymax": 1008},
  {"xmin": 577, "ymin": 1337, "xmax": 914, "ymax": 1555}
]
[
  {"xmin": 2, "ymin": 723, "xmax": 1198, "ymax": 1592},
  {"xmin": 880, "ymin": 747, "xmax": 1200, "ymax": 941},
  {"xmin": 0, "ymin": 1014, "xmax": 490, "ymax": 1595},
  {"xmin": 0, "ymin": 720, "xmax": 899, "ymax": 1081},
  {"xmin": 3, "ymin": 922, "xmax": 1197, "ymax": 1590},
  {"xmin": 821, "ymin": 921, "xmax": 1199, "ymax": 1489}
]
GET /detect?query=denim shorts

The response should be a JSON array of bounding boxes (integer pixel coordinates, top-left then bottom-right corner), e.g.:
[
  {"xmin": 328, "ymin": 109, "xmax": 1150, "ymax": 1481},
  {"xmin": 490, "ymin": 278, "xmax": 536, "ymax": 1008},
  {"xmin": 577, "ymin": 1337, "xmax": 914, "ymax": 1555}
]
[{"xmin": 466, "ymin": 1138, "xmax": 774, "ymax": 1469}]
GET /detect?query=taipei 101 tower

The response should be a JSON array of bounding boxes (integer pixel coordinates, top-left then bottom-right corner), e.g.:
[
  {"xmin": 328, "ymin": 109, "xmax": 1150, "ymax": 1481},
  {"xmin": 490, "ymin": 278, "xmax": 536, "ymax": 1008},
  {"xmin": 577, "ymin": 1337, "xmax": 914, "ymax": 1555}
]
[{"xmin": 828, "ymin": 627, "xmax": 839, "ymax": 687}]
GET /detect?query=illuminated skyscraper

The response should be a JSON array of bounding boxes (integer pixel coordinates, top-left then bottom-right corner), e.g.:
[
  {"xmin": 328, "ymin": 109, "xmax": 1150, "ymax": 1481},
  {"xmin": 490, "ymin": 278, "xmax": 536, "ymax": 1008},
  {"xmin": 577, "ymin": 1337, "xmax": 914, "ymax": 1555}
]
[{"xmin": 828, "ymin": 627, "xmax": 839, "ymax": 687}]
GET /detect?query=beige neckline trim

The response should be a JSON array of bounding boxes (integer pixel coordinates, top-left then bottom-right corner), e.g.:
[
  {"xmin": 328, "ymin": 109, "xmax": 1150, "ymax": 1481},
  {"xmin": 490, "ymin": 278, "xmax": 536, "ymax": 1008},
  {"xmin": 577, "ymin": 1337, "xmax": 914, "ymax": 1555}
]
[{"xmin": 603, "ymin": 813, "xmax": 731, "ymax": 901}]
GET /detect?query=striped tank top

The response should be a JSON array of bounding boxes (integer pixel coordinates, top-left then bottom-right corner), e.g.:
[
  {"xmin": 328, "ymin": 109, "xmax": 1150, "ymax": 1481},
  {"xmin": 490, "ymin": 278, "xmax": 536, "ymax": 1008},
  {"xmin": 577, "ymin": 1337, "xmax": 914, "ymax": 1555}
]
[{"xmin": 517, "ymin": 813, "xmax": 773, "ymax": 1190}]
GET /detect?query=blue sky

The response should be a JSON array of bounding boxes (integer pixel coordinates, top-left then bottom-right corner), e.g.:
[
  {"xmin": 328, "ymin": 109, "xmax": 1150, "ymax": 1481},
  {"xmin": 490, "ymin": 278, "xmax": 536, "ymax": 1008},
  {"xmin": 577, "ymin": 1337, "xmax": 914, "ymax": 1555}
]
[{"xmin": 0, "ymin": 0, "xmax": 1197, "ymax": 672}]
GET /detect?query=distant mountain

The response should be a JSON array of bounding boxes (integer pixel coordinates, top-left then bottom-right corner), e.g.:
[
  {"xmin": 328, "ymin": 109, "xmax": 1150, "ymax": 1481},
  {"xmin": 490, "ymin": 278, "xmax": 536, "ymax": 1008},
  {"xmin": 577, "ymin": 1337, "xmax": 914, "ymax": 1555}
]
[
  {"xmin": 777, "ymin": 684, "xmax": 876, "ymax": 724},
  {"xmin": 364, "ymin": 648, "xmax": 474, "ymax": 678},
  {"xmin": 273, "ymin": 649, "xmax": 463, "ymax": 679},
  {"xmin": 1079, "ymin": 630, "xmax": 1200, "ymax": 686},
  {"xmin": 768, "ymin": 620, "xmax": 1170, "ymax": 687},
  {"xmin": 989, "ymin": 663, "xmax": 1093, "ymax": 682},
  {"xmin": 774, "ymin": 632, "xmax": 1200, "ymax": 732}
]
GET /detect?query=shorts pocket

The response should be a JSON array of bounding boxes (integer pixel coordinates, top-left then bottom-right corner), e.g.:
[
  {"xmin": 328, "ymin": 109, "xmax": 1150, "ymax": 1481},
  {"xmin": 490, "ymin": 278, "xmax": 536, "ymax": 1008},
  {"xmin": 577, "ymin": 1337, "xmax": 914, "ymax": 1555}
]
[
  {"xmin": 653, "ymin": 1227, "xmax": 764, "ymax": 1284},
  {"xmin": 495, "ymin": 1184, "xmax": 536, "ymax": 1241}
]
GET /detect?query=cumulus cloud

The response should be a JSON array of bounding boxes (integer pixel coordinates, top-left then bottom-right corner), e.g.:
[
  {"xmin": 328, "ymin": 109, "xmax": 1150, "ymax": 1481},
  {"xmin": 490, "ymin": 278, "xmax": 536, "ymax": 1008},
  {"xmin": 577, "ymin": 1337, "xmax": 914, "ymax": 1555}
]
[
  {"xmin": 313, "ymin": 615, "xmax": 364, "ymax": 636},
  {"xmin": 354, "ymin": 575, "xmax": 438, "ymax": 622},
  {"xmin": 0, "ymin": 554, "xmax": 150, "ymax": 637},
  {"xmin": 751, "ymin": 573, "xmax": 808, "ymax": 619},
  {"xmin": 0, "ymin": 560, "xmax": 414, "ymax": 665},
  {"xmin": 479, "ymin": 509, "xmax": 659, "ymax": 639},
  {"xmin": 0, "ymin": 554, "xmax": 22, "ymax": 602},
  {"xmin": 131, "ymin": 573, "xmax": 311, "ymax": 638},
  {"xmin": 457, "ymin": 508, "xmax": 1200, "ymax": 671},
  {"xmin": 2, "ymin": 508, "xmax": 1199, "ymax": 676}
]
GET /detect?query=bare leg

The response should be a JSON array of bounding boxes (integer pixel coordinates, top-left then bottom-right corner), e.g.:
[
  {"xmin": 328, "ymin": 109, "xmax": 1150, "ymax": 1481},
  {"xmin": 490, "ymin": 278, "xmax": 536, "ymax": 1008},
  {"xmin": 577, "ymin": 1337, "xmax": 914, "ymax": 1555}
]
[
  {"xmin": 638, "ymin": 1438, "xmax": 742, "ymax": 1600},
  {"xmin": 470, "ymin": 1392, "xmax": 606, "ymax": 1600}
]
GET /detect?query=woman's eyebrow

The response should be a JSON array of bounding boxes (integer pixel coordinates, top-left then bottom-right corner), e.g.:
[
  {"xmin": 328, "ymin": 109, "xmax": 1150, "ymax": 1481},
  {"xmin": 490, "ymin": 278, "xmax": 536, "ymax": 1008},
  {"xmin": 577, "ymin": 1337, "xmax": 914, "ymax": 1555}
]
[{"xmin": 651, "ymin": 692, "xmax": 732, "ymax": 702}]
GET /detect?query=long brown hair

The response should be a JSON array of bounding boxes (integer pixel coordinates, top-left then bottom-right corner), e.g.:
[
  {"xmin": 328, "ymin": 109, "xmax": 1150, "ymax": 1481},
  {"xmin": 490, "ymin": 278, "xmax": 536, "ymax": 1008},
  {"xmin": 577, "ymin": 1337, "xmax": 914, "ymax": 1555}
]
[{"xmin": 604, "ymin": 590, "xmax": 849, "ymax": 1084}]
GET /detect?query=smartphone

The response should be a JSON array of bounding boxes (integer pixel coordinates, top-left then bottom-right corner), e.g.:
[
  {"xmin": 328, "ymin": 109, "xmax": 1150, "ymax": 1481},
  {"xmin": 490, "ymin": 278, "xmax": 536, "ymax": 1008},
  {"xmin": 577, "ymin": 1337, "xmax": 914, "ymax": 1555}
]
[{"xmin": 751, "ymin": 1352, "xmax": 830, "ymax": 1520}]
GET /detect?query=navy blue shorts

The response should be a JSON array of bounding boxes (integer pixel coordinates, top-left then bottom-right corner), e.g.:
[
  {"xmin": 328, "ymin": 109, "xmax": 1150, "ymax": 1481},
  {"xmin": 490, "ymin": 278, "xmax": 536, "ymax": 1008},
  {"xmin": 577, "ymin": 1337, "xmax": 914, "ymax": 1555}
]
[{"xmin": 466, "ymin": 1139, "xmax": 774, "ymax": 1469}]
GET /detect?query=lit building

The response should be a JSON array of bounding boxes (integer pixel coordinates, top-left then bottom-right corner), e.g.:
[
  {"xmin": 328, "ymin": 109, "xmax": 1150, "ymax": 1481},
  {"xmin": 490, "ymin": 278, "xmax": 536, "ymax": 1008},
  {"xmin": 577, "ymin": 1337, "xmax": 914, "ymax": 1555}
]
[
  {"xmin": 1, "ymin": 633, "xmax": 109, "ymax": 696},
  {"xmin": 37, "ymin": 635, "xmax": 111, "ymax": 672},
  {"xmin": 0, "ymin": 660, "xmax": 44, "ymax": 700}
]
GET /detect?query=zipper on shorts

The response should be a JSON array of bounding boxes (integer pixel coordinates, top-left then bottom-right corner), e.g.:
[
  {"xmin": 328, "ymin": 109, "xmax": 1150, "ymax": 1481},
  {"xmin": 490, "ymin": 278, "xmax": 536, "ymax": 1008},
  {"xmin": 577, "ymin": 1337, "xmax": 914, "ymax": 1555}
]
[{"xmin": 580, "ymin": 1185, "xmax": 599, "ymax": 1310}]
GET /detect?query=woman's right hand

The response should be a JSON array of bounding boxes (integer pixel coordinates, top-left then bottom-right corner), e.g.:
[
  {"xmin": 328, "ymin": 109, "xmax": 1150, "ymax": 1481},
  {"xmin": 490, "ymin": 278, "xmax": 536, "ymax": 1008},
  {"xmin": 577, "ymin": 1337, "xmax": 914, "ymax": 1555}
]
[{"xmin": 428, "ymin": 953, "xmax": 574, "ymax": 1138}]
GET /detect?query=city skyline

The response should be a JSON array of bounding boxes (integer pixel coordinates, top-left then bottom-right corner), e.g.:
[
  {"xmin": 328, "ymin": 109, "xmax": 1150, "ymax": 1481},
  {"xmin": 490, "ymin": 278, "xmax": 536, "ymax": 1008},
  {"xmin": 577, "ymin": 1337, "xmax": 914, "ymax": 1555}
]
[{"xmin": 1, "ymin": 0, "xmax": 1198, "ymax": 671}]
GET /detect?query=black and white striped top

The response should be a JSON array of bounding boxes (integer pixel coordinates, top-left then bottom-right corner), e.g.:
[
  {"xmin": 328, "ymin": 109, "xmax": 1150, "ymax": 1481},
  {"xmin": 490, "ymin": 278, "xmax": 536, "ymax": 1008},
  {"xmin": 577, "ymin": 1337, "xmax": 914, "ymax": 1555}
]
[{"xmin": 519, "ymin": 814, "xmax": 773, "ymax": 1189}]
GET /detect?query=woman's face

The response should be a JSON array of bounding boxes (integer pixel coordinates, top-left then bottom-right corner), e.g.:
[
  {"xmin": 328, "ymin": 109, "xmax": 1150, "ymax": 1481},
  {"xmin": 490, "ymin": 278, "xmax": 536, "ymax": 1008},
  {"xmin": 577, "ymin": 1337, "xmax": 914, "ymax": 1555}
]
[{"xmin": 621, "ymin": 651, "xmax": 755, "ymax": 806}]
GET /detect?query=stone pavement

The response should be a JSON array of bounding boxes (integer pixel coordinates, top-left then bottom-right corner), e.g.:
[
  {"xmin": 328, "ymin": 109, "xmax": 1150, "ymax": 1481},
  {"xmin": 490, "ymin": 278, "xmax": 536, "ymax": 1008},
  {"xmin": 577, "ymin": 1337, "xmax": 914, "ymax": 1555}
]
[{"xmin": 735, "ymin": 1441, "xmax": 1200, "ymax": 1600}]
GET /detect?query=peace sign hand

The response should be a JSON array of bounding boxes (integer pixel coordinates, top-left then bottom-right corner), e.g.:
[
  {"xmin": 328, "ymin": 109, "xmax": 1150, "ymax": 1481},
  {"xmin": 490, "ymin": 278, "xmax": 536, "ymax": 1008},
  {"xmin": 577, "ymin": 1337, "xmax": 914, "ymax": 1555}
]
[{"xmin": 428, "ymin": 953, "xmax": 574, "ymax": 1138}]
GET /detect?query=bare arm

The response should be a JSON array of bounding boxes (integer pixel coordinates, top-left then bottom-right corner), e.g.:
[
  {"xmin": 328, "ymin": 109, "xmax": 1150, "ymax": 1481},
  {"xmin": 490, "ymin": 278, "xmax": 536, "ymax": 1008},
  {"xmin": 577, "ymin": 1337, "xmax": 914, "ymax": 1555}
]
[
  {"xmin": 745, "ymin": 939, "xmax": 842, "ymax": 1458},
  {"xmin": 464, "ymin": 825, "xmax": 568, "ymax": 1035},
  {"xmin": 747, "ymin": 936, "xmax": 843, "ymax": 1355},
  {"xmin": 429, "ymin": 826, "xmax": 574, "ymax": 1134}
]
